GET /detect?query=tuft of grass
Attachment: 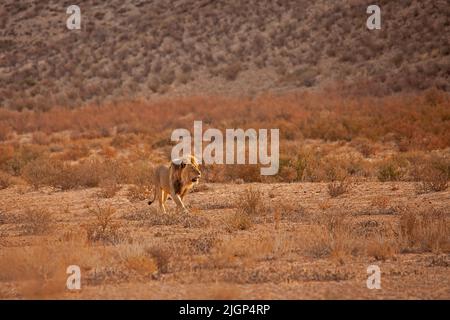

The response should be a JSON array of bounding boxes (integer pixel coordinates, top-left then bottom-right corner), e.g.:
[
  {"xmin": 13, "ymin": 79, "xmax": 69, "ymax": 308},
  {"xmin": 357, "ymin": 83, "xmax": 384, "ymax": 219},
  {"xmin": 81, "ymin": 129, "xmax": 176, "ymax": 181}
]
[
  {"xmin": 190, "ymin": 233, "xmax": 219, "ymax": 254},
  {"xmin": 97, "ymin": 179, "xmax": 121, "ymax": 198},
  {"xmin": 399, "ymin": 207, "xmax": 449, "ymax": 253},
  {"xmin": 21, "ymin": 208, "xmax": 53, "ymax": 235},
  {"xmin": 145, "ymin": 247, "xmax": 171, "ymax": 274},
  {"xmin": 84, "ymin": 204, "xmax": 126, "ymax": 245},
  {"xmin": 416, "ymin": 162, "xmax": 449, "ymax": 193},
  {"xmin": 327, "ymin": 178, "xmax": 350, "ymax": 197},
  {"xmin": 0, "ymin": 171, "xmax": 12, "ymax": 189},
  {"xmin": 226, "ymin": 211, "xmax": 253, "ymax": 232},
  {"xmin": 127, "ymin": 185, "xmax": 152, "ymax": 202}
]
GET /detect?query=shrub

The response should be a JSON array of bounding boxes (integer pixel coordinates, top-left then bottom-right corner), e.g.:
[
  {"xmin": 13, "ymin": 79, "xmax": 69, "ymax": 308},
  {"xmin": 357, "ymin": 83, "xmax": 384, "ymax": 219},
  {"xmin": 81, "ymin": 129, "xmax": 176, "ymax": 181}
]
[
  {"xmin": 145, "ymin": 247, "xmax": 171, "ymax": 274},
  {"xmin": 236, "ymin": 187, "xmax": 266, "ymax": 216},
  {"xmin": 21, "ymin": 208, "xmax": 53, "ymax": 235},
  {"xmin": 416, "ymin": 156, "xmax": 449, "ymax": 193},
  {"xmin": 97, "ymin": 179, "xmax": 120, "ymax": 198},
  {"xmin": 399, "ymin": 207, "xmax": 449, "ymax": 253},
  {"xmin": 417, "ymin": 167, "xmax": 448, "ymax": 193},
  {"xmin": 190, "ymin": 233, "xmax": 218, "ymax": 254},
  {"xmin": 85, "ymin": 204, "xmax": 125, "ymax": 245},
  {"xmin": 327, "ymin": 178, "xmax": 350, "ymax": 197},
  {"xmin": 226, "ymin": 211, "xmax": 253, "ymax": 232},
  {"xmin": 377, "ymin": 161, "xmax": 402, "ymax": 182},
  {"xmin": 0, "ymin": 171, "xmax": 12, "ymax": 189},
  {"xmin": 366, "ymin": 237, "xmax": 397, "ymax": 261},
  {"xmin": 222, "ymin": 62, "xmax": 242, "ymax": 81},
  {"xmin": 127, "ymin": 185, "xmax": 152, "ymax": 202}
]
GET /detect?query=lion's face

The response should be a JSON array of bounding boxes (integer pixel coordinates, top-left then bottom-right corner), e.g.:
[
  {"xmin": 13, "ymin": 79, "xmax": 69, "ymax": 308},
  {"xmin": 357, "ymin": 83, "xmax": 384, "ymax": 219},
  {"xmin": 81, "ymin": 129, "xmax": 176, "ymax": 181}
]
[{"xmin": 181, "ymin": 163, "xmax": 201, "ymax": 185}]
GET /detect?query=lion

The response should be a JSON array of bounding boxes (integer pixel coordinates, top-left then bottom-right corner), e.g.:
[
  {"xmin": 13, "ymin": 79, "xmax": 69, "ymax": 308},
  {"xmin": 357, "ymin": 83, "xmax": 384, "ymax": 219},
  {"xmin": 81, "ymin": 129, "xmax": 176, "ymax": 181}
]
[{"xmin": 148, "ymin": 155, "xmax": 201, "ymax": 214}]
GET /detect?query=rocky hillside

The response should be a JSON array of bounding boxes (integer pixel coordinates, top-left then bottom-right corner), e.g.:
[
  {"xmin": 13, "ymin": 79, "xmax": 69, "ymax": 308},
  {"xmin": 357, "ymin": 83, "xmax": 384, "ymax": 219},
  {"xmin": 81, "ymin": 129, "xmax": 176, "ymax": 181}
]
[{"xmin": 0, "ymin": 0, "xmax": 449, "ymax": 110}]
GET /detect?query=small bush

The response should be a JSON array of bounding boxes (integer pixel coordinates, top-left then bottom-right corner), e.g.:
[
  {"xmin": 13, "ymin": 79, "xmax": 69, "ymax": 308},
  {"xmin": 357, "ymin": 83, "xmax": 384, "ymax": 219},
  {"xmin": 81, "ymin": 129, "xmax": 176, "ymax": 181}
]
[
  {"xmin": 21, "ymin": 208, "xmax": 53, "ymax": 235},
  {"xmin": 327, "ymin": 178, "xmax": 350, "ymax": 197},
  {"xmin": 0, "ymin": 171, "xmax": 12, "ymax": 189},
  {"xmin": 190, "ymin": 233, "xmax": 218, "ymax": 254},
  {"xmin": 145, "ymin": 247, "xmax": 171, "ymax": 274},
  {"xmin": 399, "ymin": 207, "xmax": 449, "ymax": 253},
  {"xmin": 85, "ymin": 204, "xmax": 125, "ymax": 245},
  {"xmin": 127, "ymin": 185, "xmax": 152, "ymax": 202},
  {"xmin": 416, "ymin": 158, "xmax": 449, "ymax": 193},
  {"xmin": 236, "ymin": 187, "xmax": 267, "ymax": 216},
  {"xmin": 225, "ymin": 211, "xmax": 252, "ymax": 232},
  {"xmin": 222, "ymin": 62, "xmax": 242, "ymax": 81},
  {"xmin": 366, "ymin": 237, "xmax": 397, "ymax": 261},
  {"xmin": 97, "ymin": 179, "xmax": 120, "ymax": 198},
  {"xmin": 377, "ymin": 161, "xmax": 403, "ymax": 182}
]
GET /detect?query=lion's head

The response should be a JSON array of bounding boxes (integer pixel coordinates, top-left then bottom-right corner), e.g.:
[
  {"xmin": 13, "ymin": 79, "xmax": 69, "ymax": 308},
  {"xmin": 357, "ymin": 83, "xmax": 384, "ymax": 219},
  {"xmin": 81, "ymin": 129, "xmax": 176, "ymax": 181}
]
[{"xmin": 172, "ymin": 155, "xmax": 201, "ymax": 186}]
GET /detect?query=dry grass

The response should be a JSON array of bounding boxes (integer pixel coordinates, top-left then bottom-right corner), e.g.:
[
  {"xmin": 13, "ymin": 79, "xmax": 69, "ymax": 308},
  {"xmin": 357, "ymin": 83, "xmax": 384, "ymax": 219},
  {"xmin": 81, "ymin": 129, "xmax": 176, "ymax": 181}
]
[
  {"xmin": 97, "ymin": 179, "xmax": 121, "ymax": 199},
  {"xmin": 145, "ymin": 247, "xmax": 171, "ymax": 274},
  {"xmin": 1, "ymin": 1, "xmax": 449, "ymax": 110},
  {"xmin": 0, "ymin": 171, "xmax": 12, "ymax": 190},
  {"xmin": 327, "ymin": 178, "xmax": 350, "ymax": 198},
  {"xmin": 20, "ymin": 208, "xmax": 53, "ymax": 235},
  {"xmin": 398, "ymin": 207, "xmax": 449, "ymax": 253},
  {"xmin": 127, "ymin": 185, "xmax": 152, "ymax": 202},
  {"xmin": 84, "ymin": 204, "xmax": 127, "ymax": 245},
  {"xmin": 225, "ymin": 187, "xmax": 270, "ymax": 231}
]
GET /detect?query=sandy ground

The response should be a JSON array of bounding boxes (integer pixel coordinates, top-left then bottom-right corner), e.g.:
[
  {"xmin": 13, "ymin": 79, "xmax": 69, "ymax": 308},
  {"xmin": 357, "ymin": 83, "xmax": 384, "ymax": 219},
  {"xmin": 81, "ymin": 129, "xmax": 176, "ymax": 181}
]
[{"xmin": 0, "ymin": 182, "xmax": 449, "ymax": 299}]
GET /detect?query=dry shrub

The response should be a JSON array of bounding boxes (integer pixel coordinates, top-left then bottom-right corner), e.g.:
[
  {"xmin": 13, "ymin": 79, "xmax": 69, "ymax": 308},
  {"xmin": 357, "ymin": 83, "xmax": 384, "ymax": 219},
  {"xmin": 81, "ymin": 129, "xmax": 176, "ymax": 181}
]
[
  {"xmin": 276, "ymin": 201, "xmax": 307, "ymax": 223},
  {"xmin": 21, "ymin": 208, "xmax": 53, "ymax": 235},
  {"xmin": 304, "ymin": 211, "xmax": 362, "ymax": 260},
  {"xmin": 32, "ymin": 132, "xmax": 51, "ymax": 145},
  {"xmin": 377, "ymin": 158, "xmax": 405, "ymax": 182},
  {"xmin": 56, "ymin": 144, "xmax": 90, "ymax": 161},
  {"xmin": 370, "ymin": 196, "xmax": 390, "ymax": 210},
  {"xmin": 399, "ymin": 207, "xmax": 449, "ymax": 253},
  {"xmin": 222, "ymin": 165, "xmax": 262, "ymax": 183},
  {"xmin": 222, "ymin": 62, "xmax": 242, "ymax": 81},
  {"xmin": 236, "ymin": 187, "xmax": 267, "ymax": 217},
  {"xmin": 350, "ymin": 137, "xmax": 377, "ymax": 157},
  {"xmin": 190, "ymin": 233, "xmax": 219, "ymax": 254},
  {"xmin": 85, "ymin": 204, "xmax": 126, "ymax": 245},
  {"xmin": 23, "ymin": 158, "xmax": 129, "ymax": 190},
  {"xmin": 1, "ymin": 145, "xmax": 45, "ymax": 176},
  {"xmin": 127, "ymin": 185, "xmax": 152, "ymax": 202},
  {"xmin": 0, "ymin": 245, "xmax": 68, "ymax": 298},
  {"xmin": 327, "ymin": 178, "xmax": 350, "ymax": 197},
  {"xmin": 145, "ymin": 247, "xmax": 171, "ymax": 274},
  {"xmin": 416, "ymin": 167, "xmax": 448, "ymax": 193},
  {"xmin": 0, "ymin": 124, "xmax": 11, "ymax": 141},
  {"xmin": 226, "ymin": 187, "xmax": 268, "ymax": 231},
  {"xmin": 121, "ymin": 246, "xmax": 158, "ymax": 278},
  {"xmin": 225, "ymin": 211, "xmax": 253, "ymax": 232},
  {"xmin": 127, "ymin": 161, "xmax": 154, "ymax": 187},
  {"xmin": 366, "ymin": 237, "xmax": 398, "ymax": 261},
  {"xmin": 97, "ymin": 179, "xmax": 120, "ymax": 198},
  {"xmin": 415, "ymin": 156, "xmax": 449, "ymax": 193},
  {"xmin": 0, "ymin": 171, "xmax": 12, "ymax": 189}
]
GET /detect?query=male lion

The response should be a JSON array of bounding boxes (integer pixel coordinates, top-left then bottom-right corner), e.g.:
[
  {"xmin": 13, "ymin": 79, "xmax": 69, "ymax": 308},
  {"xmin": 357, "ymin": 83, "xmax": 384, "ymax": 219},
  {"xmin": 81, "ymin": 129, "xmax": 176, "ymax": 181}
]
[{"xmin": 148, "ymin": 155, "xmax": 201, "ymax": 214}]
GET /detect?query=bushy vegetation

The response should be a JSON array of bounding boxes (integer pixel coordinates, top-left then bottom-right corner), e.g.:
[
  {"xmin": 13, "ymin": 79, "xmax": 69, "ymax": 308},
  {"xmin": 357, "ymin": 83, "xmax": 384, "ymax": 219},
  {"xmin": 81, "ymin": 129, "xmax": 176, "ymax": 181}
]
[{"xmin": 0, "ymin": 0, "xmax": 448, "ymax": 110}]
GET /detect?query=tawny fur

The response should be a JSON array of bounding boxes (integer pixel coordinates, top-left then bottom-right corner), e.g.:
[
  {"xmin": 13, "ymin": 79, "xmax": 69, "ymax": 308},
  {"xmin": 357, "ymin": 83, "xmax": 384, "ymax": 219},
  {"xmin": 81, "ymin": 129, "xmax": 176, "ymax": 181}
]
[{"xmin": 148, "ymin": 155, "xmax": 201, "ymax": 214}]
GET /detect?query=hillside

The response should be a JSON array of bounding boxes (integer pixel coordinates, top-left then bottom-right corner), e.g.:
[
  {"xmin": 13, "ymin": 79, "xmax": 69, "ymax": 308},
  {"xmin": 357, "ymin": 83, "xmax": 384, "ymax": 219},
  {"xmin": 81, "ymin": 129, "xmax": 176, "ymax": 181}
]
[{"xmin": 0, "ymin": 0, "xmax": 449, "ymax": 110}]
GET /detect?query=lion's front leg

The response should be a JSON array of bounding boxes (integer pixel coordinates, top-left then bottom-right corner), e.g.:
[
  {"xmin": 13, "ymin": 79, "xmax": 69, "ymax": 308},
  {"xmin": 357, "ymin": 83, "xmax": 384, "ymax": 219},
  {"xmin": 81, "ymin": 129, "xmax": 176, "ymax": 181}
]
[{"xmin": 169, "ymin": 188, "xmax": 188, "ymax": 214}]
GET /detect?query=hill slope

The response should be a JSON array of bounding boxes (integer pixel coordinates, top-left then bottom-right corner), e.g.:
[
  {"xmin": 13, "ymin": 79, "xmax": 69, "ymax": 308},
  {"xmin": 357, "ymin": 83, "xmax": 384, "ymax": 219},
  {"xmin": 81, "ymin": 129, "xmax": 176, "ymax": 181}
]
[{"xmin": 0, "ymin": 0, "xmax": 449, "ymax": 110}]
